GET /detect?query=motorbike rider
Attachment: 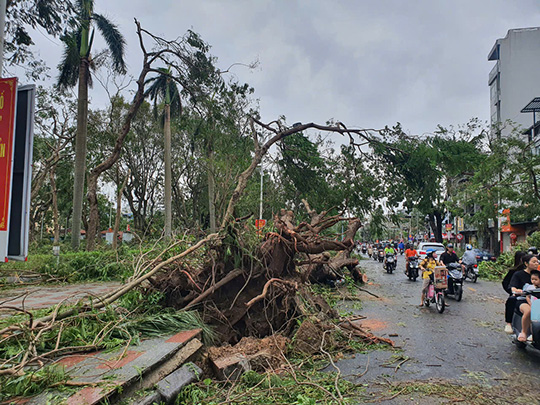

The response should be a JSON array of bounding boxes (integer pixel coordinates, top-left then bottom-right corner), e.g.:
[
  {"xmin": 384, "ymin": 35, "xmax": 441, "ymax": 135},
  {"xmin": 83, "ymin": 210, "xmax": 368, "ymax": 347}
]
[
  {"xmin": 367, "ymin": 244, "xmax": 373, "ymax": 257},
  {"xmin": 439, "ymin": 243, "xmax": 461, "ymax": 294},
  {"xmin": 405, "ymin": 243, "xmax": 418, "ymax": 275},
  {"xmin": 419, "ymin": 249, "xmax": 442, "ymax": 306},
  {"xmin": 384, "ymin": 243, "xmax": 397, "ymax": 268},
  {"xmin": 461, "ymin": 244, "xmax": 477, "ymax": 274},
  {"xmin": 398, "ymin": 241, "xmax": 405, "ymax": 254},
  {"xmin": 509, "ymin": 254, "xmax": 539, "ymax": 342}
]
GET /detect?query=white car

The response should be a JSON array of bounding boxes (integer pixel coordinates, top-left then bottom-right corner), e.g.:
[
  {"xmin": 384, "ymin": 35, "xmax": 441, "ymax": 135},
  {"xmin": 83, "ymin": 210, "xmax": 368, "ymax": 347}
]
[{"xmin": 417, "ymin": 242, "xmax": 446, "ymax": 260}]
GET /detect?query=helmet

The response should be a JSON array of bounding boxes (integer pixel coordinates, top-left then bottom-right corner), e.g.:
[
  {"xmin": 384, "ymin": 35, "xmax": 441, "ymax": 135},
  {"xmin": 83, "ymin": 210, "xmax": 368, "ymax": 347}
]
[
  {"xmin": 426, "ymin": 248, "xmax": 435, "ymax": 258},
  {"xmin": 466, "ymin": 244, "xmax": 472, "ymax": 250},
  {"xmin": 447, "ymin": 243, "xmax": 453, "ymax": 249},
  {"xmin": 528, "ymin": 246, "xmax": 538, "ymax": 254}
]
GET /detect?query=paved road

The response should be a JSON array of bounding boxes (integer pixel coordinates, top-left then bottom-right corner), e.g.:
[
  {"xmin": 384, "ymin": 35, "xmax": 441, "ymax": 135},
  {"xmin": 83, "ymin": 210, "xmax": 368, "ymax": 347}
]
[
  {"xmin": 334, "ymin": 254, "xmax": 540, "ymax": 386},
  {"xmin": 0, "ymin": 282, "xmax": 122, "ymax": 312}
]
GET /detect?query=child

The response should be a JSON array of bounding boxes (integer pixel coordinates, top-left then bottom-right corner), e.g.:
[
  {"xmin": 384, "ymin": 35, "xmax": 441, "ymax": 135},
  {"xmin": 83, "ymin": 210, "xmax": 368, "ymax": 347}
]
[
  {"xmin": 521, "ymin": 269, "xmax": 540, "ymax": 341},
  {"xmin": 525, "ymin": 269, "xmax": 540, "ymax": 306}
]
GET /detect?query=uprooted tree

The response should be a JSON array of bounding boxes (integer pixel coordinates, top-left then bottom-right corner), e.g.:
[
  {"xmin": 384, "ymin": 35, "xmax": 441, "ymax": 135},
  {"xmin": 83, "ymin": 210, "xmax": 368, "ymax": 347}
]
[{"xmin": 0, "ymin": 21, "xmax": 394, "ymax": 377}]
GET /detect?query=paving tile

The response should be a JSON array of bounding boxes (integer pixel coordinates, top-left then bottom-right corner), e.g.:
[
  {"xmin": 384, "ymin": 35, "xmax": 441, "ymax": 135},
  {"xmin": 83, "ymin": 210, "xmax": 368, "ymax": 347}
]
[
  {"xmin": 56, "ymin": 353, "xmax": 98, "ymax": 369},
  {"xmin": 66, "ymin": 386, "xmax": 108, "ymax": 405},
  {"xmin": 166, "ymin": 328, "xmax": 201, "ymax": 344},
  {"xmin": 96, "ymin": 350, "xmax": 143, "ymax": 370}
]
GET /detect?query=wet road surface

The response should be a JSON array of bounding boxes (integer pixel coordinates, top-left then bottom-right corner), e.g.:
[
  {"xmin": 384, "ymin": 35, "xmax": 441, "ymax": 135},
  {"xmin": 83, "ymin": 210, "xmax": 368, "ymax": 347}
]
[{"xmin": 334, "ymin": 254, "xmax": 540, "ymax": 386}]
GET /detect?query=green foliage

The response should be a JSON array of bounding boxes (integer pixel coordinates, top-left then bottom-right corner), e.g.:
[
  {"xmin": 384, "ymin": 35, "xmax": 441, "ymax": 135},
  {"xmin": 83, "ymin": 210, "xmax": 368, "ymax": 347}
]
[
  {"xmin": 0, "ymin": 365, "xmax": 70, "ymax": 401},
  {"xmin": 477, "ymin": 261, "xmax": 506, "ymax": 280},
  {"xmin": 177, "ymin": 368, "xmax": 360, "ymax": 404},
  {"xmin": 1, "ymin": 249, "xmax": 133, "ymax": 282}
]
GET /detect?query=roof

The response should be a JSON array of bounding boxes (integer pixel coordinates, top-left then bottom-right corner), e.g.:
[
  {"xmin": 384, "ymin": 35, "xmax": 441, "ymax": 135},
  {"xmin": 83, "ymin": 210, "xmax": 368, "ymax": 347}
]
[{"xmin": 521, "ymin": 97, "xmax": 540, "ymax": 113}]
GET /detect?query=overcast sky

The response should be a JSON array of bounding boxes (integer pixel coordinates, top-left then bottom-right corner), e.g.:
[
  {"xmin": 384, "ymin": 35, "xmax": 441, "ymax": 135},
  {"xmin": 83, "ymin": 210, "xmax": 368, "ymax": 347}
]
[{"xmin": 19, "ymin": 0, "xmax": 540, "ymax": 136}]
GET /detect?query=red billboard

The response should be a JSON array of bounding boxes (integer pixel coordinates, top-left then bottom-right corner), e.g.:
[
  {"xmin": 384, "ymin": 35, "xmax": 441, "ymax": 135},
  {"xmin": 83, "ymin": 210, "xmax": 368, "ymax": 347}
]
[{"xmin": 0, "ymin": 77, "xmax": 18, "ymax": 231}]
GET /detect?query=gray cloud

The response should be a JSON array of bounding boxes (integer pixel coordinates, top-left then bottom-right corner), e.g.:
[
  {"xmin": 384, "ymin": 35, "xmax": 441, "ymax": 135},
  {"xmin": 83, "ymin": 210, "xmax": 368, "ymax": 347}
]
[{"xmin": 20, "ymin": 0, "xmax": 540, "ymax": 135}]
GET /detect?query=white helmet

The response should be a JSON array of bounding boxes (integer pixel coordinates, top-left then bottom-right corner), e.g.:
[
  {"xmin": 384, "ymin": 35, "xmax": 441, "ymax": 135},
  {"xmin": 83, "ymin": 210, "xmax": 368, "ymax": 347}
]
[{"xmin": 466, "ymin": 244, "xmax": 472, "ymax": 250}]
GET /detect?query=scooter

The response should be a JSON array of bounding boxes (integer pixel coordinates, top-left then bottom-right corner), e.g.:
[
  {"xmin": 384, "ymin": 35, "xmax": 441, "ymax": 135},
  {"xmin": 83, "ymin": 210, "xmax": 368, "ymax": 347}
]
[
  {"xmin": 384, "ymin": 254, "xmax": 396, "ymax": 274},
  {"xmin": 445, "ymin": 262, "xmax": 464, "ymax": 301},
  {"xmin": 361, "ymin": 245, "xmax": 367, "ymax": 255},
  {"xmin": 378, "ymin": 249, "xmax": 385, "ymax": 263},
  {"xmin": 407, "ymin": 256, "xmax": 419, "ymax": 281},
  {"xmin": 464, "ymin": 263, "xmax": 478, "ymax": 283},
  {"xmin": 372, "ymin": 249, "xmax": 379, "ymax": 261},
  {"xmin": 511, "ymin": 288, "xmax": 540, "ymax": 351},
  {"xmin": 424, "ymin": 271, "xmax": 447, "ymax": 314}
]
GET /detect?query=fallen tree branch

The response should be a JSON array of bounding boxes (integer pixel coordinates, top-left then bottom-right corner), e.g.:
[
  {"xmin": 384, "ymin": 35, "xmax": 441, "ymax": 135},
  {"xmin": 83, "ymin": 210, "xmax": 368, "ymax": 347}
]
[
  {"xmin": 184, "ymin": 268, "xmax": 244, "ymax": 309},
  {"xmin": 246, "ymin": 278, "xmax": 298, "ymax": 308}
]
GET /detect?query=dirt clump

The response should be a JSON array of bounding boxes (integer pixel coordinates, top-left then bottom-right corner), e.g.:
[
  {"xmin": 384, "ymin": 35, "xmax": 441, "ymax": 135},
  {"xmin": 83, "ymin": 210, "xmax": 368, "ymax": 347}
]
[
  {"xmin": 207, "ymin": 335, "xmax": 289, "ymax": 372},
  {"xmin": 293, "ymin": 319, "xmax": 335, "ymax": 355}
]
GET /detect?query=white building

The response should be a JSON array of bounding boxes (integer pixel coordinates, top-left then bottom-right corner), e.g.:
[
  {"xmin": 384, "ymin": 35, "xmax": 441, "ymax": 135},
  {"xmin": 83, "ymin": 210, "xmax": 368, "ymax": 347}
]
[{"xmin": 488, "ymin": 27, "xmax": 540, "ymax": 138}]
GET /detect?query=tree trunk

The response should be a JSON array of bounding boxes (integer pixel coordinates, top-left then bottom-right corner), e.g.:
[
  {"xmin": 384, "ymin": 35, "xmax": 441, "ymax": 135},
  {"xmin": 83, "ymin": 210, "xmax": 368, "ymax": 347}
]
[
  {"xmin": 113, "ymin": 169, "xmax": 130, "ymax": 250},
  {"xmin": 164, "ymin": 103, "xmax": 172, "ymax": 239},
  {"xmin": 86, "ymin": 30, "xmax": 151, "ymax": 251},
  {"xmin": 71, "ymin": 57, "xmax": 89, "ymax": 250},
  {"xmin": 49, "ymin": 168, "xmax": 60, "ymax": 244},
  {"xmin": 428, "ymin": 211, "xmax": 444, "ymax": 243},
  {"xmin": 208, "ymin": 148, "xmax": 216, "ymax": 233}
]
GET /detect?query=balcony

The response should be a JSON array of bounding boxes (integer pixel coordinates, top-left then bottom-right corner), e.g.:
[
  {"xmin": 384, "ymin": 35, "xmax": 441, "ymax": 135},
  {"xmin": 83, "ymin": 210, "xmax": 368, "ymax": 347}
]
[{"xmin": 488, "ymin": 63, "xmax": 499, "ymax": 86}]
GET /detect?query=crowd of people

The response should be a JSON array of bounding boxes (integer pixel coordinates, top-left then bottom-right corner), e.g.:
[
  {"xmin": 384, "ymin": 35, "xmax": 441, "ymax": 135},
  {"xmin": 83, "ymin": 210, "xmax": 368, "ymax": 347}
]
[{"xmin": 359, "ymin": 240, "xmax": 540, "ymax": 344}]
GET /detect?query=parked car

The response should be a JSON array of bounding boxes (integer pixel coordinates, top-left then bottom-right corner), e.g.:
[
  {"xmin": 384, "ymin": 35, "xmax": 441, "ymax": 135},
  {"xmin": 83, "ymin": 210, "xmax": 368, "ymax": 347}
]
[
  {"xmin": 417, "ymin": 242, "xmax": 446, "ymax": 260},
  {"xmin": 473, "ymin": 248, "xmax": 497, "ymax": 263}
]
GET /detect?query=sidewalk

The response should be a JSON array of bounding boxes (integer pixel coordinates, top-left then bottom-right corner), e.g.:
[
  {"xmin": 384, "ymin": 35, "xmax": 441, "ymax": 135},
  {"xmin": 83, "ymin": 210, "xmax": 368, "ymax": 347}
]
[{"xmin": 0, "ymin": 281, "xmax": 122, "ymax": 311}]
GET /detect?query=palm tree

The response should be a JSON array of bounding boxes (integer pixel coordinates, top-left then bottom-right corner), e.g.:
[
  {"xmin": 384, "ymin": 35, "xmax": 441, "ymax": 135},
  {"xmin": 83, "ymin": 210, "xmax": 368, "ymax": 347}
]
[
  {"xmin": 57, "ymin": 0, "xmax": 126, "ymax": 249},
  {"xmin": 144, "ymin": 67, "xmax": 181, "ymax": 240}
]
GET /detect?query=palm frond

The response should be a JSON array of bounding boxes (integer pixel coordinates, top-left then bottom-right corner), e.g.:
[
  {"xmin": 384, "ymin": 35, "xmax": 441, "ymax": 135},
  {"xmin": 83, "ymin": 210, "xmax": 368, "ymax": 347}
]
[
  {"xmin": 56, "ymin": 29, "xmax": 82, "ymax": 89},
  {"xmin": 93, "ymin": 13, "xmax": 127, "ymax": 74},
  {"xmin": 119, "ymin": 309, "xmax": 215, "ymax": 345}
]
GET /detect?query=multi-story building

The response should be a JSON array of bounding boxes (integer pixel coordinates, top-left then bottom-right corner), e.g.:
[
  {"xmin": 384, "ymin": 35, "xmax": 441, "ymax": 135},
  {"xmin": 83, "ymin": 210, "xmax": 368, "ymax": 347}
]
[
  {"xmin": 488, "ymin": 27, "xmax": 540, "ymax": 138},
  {"xmin": 487, "ymin": 28, "xmax": 540, "ymax": 252}
]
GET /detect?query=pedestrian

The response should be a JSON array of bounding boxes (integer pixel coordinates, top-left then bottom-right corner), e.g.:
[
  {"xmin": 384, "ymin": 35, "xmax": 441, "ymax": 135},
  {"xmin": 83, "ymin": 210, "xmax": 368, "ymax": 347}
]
[{"xmin": 502, "ymin": 250, "xmax": 526, "ymax": 333}]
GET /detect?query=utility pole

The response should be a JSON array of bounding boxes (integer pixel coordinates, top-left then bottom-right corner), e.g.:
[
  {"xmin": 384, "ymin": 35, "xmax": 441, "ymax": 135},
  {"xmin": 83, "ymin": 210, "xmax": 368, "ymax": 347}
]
[{"xmin": 0, "ymin": 0, "xmax": 6, "ymax": 77}]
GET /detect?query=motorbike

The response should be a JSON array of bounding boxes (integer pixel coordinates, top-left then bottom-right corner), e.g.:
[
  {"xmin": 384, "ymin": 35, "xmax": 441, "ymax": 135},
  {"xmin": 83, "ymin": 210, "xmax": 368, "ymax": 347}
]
[
  {"xmin": 445, "ymin": 262, "xmax": 464, "ymax": 301},
  {"xmin": 372, "ymin": 249, "xmax": 379, "ymax": 261},
  {"xmin": 377, "ymin": 249, "xmax": 385, "ymax": 263},
  {"xmin": 384, "ymin": 254, "xmax": 396, "ymax": 274},
  {"xmin": 361, "ymin": 245, "xmax": 367, "ymax": 255},
  {"xmin": 511, "ymin": 288, "xmax": 540, "ymax": 351},
  {"xmin": 399, "ymin": 247, "xmax": 404, "ymax": 255},
  {"xmin": 464, "ymin": 263, "xmax": 479, "ymax": 283},
  {"xmin": 407, "ymin": 256, "xmax": 419, "ymax": 281},
  {"xmin": 424, "ymin": 268, "xmax": 447, "ymax": 314}
]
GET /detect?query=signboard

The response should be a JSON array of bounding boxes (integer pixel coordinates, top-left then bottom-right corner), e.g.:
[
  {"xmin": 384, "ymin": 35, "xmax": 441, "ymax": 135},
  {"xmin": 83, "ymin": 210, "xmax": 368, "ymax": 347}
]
[
  {"xmin": 0, "ymin": 81, "xmax": 35, "ymax": 262},
  {"xmin": 0, "ymin": 78, "xmax": 17, "ymax": 232},
  {"xmin": 445, "ymin": 223, "xmax": 453, "ymax": 231},
  {"xmin": 0, "ymin": 78, "xmax": 18, "ymax": 262},
  {"xmin": 442, "ymin": 233, "xmax": 448, "ymax": 239},
  {"xmin": 456, "ymin": 234, "xmax": 464, "ymax": 241},
  {"xmin": 255, "ymin": 219, "xmax": 266, "ymax": 229}
]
